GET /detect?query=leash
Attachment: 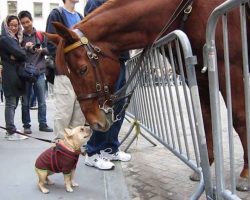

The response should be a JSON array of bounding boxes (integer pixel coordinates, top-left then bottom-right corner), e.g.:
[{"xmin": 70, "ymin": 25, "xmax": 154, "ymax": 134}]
[{"xmin": 0, "ymin": 126, "xmax": 54, "ymax": 143}]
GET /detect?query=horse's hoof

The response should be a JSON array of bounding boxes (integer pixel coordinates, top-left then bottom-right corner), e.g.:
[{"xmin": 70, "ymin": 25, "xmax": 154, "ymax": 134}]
[
  {"xmin": 189, "ymin": 171, "xmax": 200, "ymax": 182},
  {"xmin": 236, "ymin": 177, "xmax": 249, "ymax": 191}
]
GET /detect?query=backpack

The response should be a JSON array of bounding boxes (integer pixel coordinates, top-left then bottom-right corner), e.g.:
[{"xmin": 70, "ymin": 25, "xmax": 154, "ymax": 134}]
[
  {"xmin": 36, "ymin": 31, "xmax": 55, "ymax": 84},
  {"xmin": 36, "ymin": 31, "xmax": 44, "ymax": 44}
]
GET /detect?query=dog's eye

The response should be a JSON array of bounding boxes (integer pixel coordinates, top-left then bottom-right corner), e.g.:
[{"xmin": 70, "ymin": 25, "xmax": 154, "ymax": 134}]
[{"xmin": 80, "ymin": 128, "xmax": 84, "ymax": 131}]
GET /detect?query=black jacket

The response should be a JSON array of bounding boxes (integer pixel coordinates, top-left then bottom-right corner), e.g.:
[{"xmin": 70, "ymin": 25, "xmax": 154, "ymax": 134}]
[
  {"xmin": 0, "ymin": 28, "xmax": 26, "ymax": 97},
  {"xmin": 21, "ymin": 28, "xmax": 49, "ymax": 74}
]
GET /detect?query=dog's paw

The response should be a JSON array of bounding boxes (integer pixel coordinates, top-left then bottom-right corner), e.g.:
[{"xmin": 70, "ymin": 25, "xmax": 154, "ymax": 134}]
[
  {"xmin": 40, "ymin": 187, "xmax": 50, "ymax": 194},
  {"xmin": 71, "ymin": 181, "xmax": 79, "ymax": 187},
  {"xmin": 66, "ymin": 187, "xmax": 73, "ymax": 193},
  {"xmin": 38, "ymin": 183, "xmax": 50, "ymax": 194}
]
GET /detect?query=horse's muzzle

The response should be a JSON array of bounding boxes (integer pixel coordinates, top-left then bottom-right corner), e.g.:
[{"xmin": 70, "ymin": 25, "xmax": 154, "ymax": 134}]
[{"xmin": 90, "ymin": 107, "xmax": 114, "ymax": 132}]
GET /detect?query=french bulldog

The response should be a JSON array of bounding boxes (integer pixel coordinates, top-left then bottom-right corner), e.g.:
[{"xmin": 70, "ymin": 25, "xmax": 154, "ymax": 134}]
[{"xmin": 35, "ymin": 126, "xmax": 92, "ymax": 194}]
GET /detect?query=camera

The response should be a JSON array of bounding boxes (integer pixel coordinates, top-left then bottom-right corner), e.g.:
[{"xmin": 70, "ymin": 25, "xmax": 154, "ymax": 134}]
[{"xmin": 32, "ymin": 43, "xmax": 41, "ymax": 50}]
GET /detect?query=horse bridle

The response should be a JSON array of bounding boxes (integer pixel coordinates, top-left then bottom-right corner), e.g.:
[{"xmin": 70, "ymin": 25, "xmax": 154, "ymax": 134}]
[
  {"xmin": 62, "ymin": 0, "xmax": 194, "ymax": 121},
  {"xmin": 63, "ymin": 29, "xmax": 123, "ymax": 121}
]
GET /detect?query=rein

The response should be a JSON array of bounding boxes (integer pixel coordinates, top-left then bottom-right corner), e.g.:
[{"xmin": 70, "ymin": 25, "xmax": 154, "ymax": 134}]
[
  {"xmin": 0, "ymin": 126, "xmax": 54, "ymax": 143},
  {"xmin": 111, "ymin": 0, "xmax": 194, "ymax": 118}
]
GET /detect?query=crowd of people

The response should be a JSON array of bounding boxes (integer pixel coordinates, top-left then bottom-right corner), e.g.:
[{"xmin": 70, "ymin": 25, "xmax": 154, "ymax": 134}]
[{"xmin": 0, "ymin": 0, "xmax": 131, "ymax": 170}]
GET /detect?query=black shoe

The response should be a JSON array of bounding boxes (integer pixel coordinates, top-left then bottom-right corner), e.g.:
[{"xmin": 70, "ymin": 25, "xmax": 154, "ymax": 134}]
[
  {"xmin": 39, "ymin": 125, "xmax": 53, "ymax": 132},
  {"xmin": 24, "ymin": 128, "xmax": 32, "ymax": 134}
]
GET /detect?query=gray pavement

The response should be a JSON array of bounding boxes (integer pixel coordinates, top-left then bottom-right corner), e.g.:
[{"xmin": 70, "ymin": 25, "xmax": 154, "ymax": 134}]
[
  {"xmin": 0, "ymin": 100, "xmax": 129, "ymax": 200},
  {"xmin": 1, "ymin": 99, "xmax": 250, "ymax": 200}
]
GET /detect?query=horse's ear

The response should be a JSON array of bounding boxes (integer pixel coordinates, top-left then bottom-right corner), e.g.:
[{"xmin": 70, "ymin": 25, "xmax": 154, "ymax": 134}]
[
  {"xmin": 42, "ymin": 32, "xmax": 61, "ymax": 45},
  {"xmin": 55, "ymin": 38, "xmax": 70, "ymax": 76},
  {"xmin": 52, "ymin": 22, "xmax": 76, "ymax": 44}
]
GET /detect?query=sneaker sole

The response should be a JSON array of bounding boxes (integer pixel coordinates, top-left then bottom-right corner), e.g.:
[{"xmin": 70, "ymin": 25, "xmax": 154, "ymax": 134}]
[
  {"xmin": 85, "ymin": 162, "xmax": 115, "ymax": 170},
  {"xmin": 102, "ymin": 157, "xmax": 132, "ymax": 162}
]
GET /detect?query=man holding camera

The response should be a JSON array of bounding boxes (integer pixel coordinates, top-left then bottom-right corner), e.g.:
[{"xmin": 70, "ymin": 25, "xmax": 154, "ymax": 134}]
[{"xmin": 18, "ymin": 10, "xmax": 53, "ymax": 134}]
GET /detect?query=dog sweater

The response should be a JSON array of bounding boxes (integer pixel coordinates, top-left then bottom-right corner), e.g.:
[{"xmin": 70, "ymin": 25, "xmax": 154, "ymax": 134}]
[{"xmin": 35, "ymin": 143, "xmax": 80, "ymax": 174}]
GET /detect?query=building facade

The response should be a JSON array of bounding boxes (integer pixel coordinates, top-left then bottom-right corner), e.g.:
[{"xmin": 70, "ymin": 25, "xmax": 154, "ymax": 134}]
[{"xmin": 0, "ymin": 0, "xmax": 87, "ymax": 31}]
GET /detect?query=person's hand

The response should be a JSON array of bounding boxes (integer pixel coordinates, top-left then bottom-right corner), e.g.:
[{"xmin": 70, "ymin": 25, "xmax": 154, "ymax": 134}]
[
  {"xmin": 35, "ymin": 48, "xmax": 43, "ymax": 53},
  {"xmin": 25, "ymin": 42, "xmax": 33, "ymax": 49},
  {"xmin": 10, "ymin": 55, "xmax": 16, "ymax": 60}
]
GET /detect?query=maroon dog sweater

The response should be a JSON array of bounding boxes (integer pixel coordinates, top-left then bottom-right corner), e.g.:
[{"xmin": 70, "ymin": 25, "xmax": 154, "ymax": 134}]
[{"xmin": 35, "ymin": 143, "xmax": 80, "ymax": 174}]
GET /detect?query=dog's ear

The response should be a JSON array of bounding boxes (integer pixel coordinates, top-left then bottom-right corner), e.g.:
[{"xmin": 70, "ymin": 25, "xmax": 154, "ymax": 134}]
[{"xmin": 65, "ymin": 128, "xmax": 74, "ymax": 136}]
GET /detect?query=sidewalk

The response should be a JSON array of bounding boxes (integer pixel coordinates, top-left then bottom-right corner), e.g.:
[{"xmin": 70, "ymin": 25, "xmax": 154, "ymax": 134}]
[
  {"xmin": 1, "ymin": 100, "xmax": 249, "ymax": 200},
  {"xmin": 0, "ymin": 100, "xmax": 130, "ymax": 200}
]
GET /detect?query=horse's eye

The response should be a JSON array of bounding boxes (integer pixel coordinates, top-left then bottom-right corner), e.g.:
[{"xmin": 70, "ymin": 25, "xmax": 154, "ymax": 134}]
[{"xmin": 78, "ymin": 66, "xmax": 88, "ymax": 76}]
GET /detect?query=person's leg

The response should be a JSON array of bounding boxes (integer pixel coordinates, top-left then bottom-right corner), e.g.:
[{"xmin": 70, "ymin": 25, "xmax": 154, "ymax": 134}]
[
  {"xmin": 85, "ymin": 61, "xmax": 130, "ymax": 169},
  {"xmin": 105, "ymin": 60, "xmax": 126, "ymax": 152},
  {"xmin": 0, "ymin": 88, "xmax": 3, "ymax": 102},
  {"xmin": 53, "ymin": 75, "xmax": 76, "ymax": 139},
  {"xmin": 5, "ymin": 96, "xmax": 27, "ymax": 140},
  {"xmin": 34, "ymin": 74, "xmax": 52, "ymax": 131},
  {"xmin": 87, "ymin": 60, "xmax": 126, "ymax": 154},
  {"xmin": 68, "ymin": 96, "xmax": 85, "ymax": 129},
  {"xmin": 30, "ymin": 85, "xmax": 37, "ymax": 108},
  {"xmin": 21, "ymin": 83, "xmax": 31, "ymax": 130},
  {"xmin": 5, "ymin": 96, "xmax": 18, "ymax": 133}
]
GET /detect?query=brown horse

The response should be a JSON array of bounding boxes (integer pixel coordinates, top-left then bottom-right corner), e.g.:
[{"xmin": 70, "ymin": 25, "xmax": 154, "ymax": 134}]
[{"xmin": 46, "ymin": 0, "xmax": 248, "ymax": 190}]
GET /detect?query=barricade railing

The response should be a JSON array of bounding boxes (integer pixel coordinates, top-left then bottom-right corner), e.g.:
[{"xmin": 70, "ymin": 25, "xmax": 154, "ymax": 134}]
[
  {"xmin": 124, "ymin": 30, "xmax": 213, "ymax": 199},
  {"xmin": 205, "ymin": 0, "xmax": 250, "ymax": 199}
]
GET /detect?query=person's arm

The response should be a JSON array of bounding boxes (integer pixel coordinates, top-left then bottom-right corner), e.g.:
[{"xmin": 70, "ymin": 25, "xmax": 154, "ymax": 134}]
[
  {"xmin": 45, "ymin": 8, "xmax": 64, "ymax": 57},
  {"xmin": 0, "ymin": 37, "xmax": 26, "ymax": 61}
]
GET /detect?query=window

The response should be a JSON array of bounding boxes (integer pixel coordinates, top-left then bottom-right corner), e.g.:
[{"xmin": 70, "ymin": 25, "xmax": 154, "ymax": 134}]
[
  {"xmin": 50, "ymin": 3, "xmax": 59, "ymax": 11},
  {"xmin": 7, "ymin": 1, "xmax": 17, "ymax": 15},
  {"xmin": 34, "ymin": 2, "xmax": 43, "ymax": 18}
]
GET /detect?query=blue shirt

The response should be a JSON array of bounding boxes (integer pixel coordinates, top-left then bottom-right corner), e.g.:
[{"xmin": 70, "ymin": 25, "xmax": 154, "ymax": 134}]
[{"xmin": 62, "ymin": 8, "xmax": 81, "ymax": 28}]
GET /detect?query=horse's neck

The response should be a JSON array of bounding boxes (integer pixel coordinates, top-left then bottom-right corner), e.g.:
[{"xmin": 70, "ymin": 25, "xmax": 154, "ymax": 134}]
[{"xmin": 81, "ymin": 0, "xmax": 180, "ymax": 53}]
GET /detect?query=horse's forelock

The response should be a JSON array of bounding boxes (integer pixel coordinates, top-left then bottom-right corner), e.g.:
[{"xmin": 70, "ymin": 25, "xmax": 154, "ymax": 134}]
[{"xmin": 83, "ymin": 0, "xmax": 126, "ymax": 22}]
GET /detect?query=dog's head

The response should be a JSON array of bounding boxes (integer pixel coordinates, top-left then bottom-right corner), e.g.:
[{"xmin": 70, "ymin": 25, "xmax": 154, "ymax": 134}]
[{"xmin": 64, "ymin": 126, "xmax": 92, "ymax": 151}]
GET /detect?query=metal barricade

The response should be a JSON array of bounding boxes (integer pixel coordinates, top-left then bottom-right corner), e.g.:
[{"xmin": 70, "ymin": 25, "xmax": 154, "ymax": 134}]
[
  {"xmin": 124, "ymin": 30, "xmax": 213, "ymax": 199},
  {"xmin": 206, "ymin": 0, "xmax": 250, "ymax": 199}
]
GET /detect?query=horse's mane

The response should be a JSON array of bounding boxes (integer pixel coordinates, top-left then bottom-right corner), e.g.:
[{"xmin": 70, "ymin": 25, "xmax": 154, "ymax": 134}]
[{"xmin": 82, "ymin": 0, "xmax": 127, "ymax": 23}]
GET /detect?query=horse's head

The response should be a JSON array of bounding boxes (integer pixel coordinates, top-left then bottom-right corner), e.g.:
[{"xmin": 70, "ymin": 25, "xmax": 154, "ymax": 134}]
[{"xmin": 45, "ymin": 22, "xmax": 121, "ymax": 132}]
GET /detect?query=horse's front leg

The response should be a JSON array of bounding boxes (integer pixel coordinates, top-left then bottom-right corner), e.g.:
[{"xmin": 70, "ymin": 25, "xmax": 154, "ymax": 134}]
[
  {"xmin": 190, "ymin": 84, "xmax": 214, "ymax": 181},
  {"xmin": 233, "ymin": 109, "xmax": 249, "ymax": 191}
]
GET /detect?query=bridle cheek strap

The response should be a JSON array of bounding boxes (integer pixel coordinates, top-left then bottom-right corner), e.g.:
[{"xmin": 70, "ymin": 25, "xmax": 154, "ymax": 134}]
[{"xmin": 64, "ymin": 29, "xmax": 113, "ymax": 104}]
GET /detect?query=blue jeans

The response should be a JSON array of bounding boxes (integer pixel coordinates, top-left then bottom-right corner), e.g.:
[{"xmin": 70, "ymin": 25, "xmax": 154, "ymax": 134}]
[
  {"xmin": 29, "ymin": 85, "xmax": 37, "ymax": 107},
  {"xmin": 5, "ymin": 96, "xmax": 19, "ymax": 133},
  {"xmin": 87, "ymin": 61, "xmax": 126, "ymax": 155},
  {"xmin": 22, "ymin": 74, "xmax": 47, "ymax": 128}
]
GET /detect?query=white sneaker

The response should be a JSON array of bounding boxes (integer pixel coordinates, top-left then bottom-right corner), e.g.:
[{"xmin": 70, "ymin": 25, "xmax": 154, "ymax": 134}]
[
  {"xmin": 6, "ymin": 133, "xmax": 28, "ymax": 141},
  {"xmin": 85, "ymin": 154, "xmax": 115, "ymax": 170},
  {"xmin": 100, "ymin": 148, "xmax": 132, "ymax": 162}
]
